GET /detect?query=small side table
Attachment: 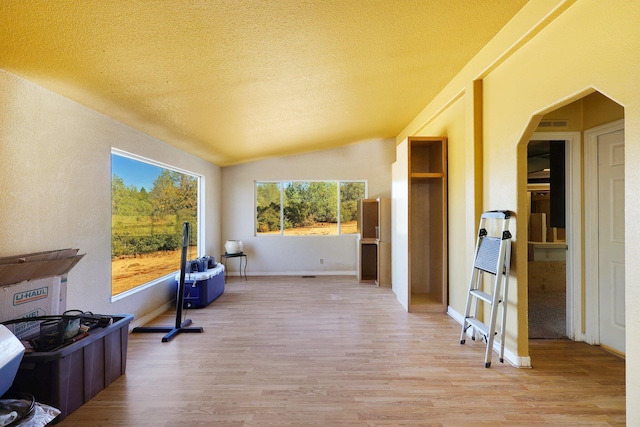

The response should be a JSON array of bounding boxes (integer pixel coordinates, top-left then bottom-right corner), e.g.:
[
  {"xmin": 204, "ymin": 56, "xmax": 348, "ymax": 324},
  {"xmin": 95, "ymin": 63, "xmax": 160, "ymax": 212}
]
[{"xmin": 220, "ymin": 252, "xmax": 247, "ymax": 282}]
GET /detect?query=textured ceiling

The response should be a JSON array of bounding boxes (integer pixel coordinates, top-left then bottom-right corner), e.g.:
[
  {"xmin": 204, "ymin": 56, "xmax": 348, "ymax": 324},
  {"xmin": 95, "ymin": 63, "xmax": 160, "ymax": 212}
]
[{"xmin": 0, "ymin": 1, "xmax": 527, "ymax": 166}]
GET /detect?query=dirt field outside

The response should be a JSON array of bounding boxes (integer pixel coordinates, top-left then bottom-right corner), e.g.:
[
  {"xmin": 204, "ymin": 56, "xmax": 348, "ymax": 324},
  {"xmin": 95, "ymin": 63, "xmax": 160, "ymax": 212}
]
[
  {"xmin": 259, "ymin": 221, "xmax": 358, "ymax": 235},
  {"xmin": 112, "ymin": 221, "xmax": 359, "ymax": 295},
  {"xmin": 111, "ymin": 250, "xmax": 183, "ymax": 296}
]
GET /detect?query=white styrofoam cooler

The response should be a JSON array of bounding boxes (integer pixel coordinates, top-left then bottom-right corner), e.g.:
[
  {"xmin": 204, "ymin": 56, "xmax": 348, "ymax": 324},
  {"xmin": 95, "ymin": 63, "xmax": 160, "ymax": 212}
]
[
  {"xmin": 0, "ymin": 324, "xmax": 25, "ymax": 396},
  {"xmin": 174, "ymin": 263, "xmax": 224, "ymax": 283}
]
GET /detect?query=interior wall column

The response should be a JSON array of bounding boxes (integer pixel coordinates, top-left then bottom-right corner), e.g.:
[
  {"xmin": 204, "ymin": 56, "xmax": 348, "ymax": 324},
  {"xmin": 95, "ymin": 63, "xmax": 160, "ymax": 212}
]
[
  {"xmin": 466, "ymin": 80, "xmax": 484, "ymax": 269},
  {"xmin": 623, "ymin": 107, "xmax": 640, "ymax": 424}
]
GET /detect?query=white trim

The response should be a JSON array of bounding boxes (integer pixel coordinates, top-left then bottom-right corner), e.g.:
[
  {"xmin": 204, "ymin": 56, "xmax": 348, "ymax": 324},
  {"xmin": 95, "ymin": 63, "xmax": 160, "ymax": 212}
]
[
  {"xmin": 583, "ymin": 119, "xmax": 625, "ymax": 345},
  {"xmin": 502, "ymin": 345, "xmax": 532, "ymax": 369},
  {"xmin": 129, "ymin": 300, "xmax": 174, "ymax": 331},
  {"xmin": 584, "ymin": 128, "xmax": 599, "ymax": 344},
  {"xmin": 110, "ymin": 272, "xmax": 178, "ymax": 302},
  {"xmin": 230, "ymin": 271, "xmax": 356, "ymax": 277},
  {"xmin": 448, "ymin": 305, "xmax": 465, "ymax": 324},
  {"xmin": 253, "ymin": 180, "xmax": 368, "ymax": 237},
  {"xmin": 447, "ymin": 306, "xmax": 532, "ymax": 368},
  {"xmin": 530, "ymin": 132, "xmax": 582, "ymax": 341},
  {"xmin": 110, "ymin": 148, "xmax": 204, "ymax": 299},
  {"xmin": 198, "ymin": 176, "xmax": 206, "ymax": 258},
  {"xmin": 111, "ymin": 147, "xmax": 202, "ymax": 181}
]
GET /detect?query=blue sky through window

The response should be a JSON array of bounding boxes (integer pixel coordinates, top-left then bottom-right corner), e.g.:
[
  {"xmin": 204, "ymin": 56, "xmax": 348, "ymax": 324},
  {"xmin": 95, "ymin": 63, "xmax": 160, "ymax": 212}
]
[{"xmin": 111, "ymin": 154, "xmax": 162, "ymax": 191}]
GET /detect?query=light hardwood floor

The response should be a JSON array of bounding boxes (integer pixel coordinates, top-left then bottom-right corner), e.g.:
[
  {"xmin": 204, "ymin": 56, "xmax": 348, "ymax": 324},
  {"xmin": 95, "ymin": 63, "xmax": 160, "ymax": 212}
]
[{"xmin": 59, "ymin": 276, "xmax": 625, "ymax": 426}]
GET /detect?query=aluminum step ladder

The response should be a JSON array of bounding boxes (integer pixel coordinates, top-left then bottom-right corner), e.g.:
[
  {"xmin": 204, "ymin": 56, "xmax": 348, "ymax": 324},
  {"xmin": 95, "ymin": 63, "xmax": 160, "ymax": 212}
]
[{"xmin": 459, "ymin": 210, "xmax": 513, "ymax": 368}]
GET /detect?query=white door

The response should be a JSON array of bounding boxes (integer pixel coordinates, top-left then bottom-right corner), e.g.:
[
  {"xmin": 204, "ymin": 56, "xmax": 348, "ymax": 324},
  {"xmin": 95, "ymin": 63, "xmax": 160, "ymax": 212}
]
[{"xmin": 596, "ymin": 128, "xmax": 625, "ymax": 354}]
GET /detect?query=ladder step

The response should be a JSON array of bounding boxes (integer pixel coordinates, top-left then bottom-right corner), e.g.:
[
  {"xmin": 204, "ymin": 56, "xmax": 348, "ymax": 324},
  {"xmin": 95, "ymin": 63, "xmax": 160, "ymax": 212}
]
[
  {"xmin": 469, "ymin": 289, "xmax": 493, "ymax": 304},
  {"xmin": 460, "ymin": 211, "xmax": 513, "ymax": 368},
  {"xmin": 465, "ymin": 317, "xmax": 490, "ymax": 337}
]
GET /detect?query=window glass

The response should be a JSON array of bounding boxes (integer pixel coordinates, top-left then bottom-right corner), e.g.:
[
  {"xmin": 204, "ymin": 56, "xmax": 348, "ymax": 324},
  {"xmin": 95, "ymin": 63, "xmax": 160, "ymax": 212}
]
[
  {"xmin": 339, "ymin": 182, "xmax": 365, "ymax": 234},
  {"xmin": 256, "ymin": 180, "xmax": 365, "ymax": 236},
  {"xmin": 111, "ymin": 151, "xmax": 199, "ymax": 296},
  {"xmin": 284, "ymin": 181, "xmax": 338, "ymax": 235},
  {"xmin": 256, "ymin": 182, "xmax": 281, "ymax": 234}
]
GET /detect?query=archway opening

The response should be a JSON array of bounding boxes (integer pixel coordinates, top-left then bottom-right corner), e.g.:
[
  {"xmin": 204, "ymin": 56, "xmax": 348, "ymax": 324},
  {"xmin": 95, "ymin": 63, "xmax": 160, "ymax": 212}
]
[{"xmin": 523, "ymin": 91, "xmax": 624, "ymax": 347}]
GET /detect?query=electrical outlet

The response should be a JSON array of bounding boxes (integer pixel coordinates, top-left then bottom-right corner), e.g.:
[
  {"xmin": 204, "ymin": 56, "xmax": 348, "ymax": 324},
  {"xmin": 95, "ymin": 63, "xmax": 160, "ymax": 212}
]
[{"xmin": 320, "ymin": 258, "xmax": 324, "ymax": 264}]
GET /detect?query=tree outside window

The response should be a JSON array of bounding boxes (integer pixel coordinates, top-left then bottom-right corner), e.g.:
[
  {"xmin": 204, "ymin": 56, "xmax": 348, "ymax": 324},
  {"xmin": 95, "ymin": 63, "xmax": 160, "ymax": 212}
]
[
  {"xmin": 111, "ymin": 151, "xmax": 199, "ymax": 296},
  {"xmin": 256, "ymin": 181, "xmax": 365, "ymax": 236},
  {"xmin": 340, "ymin": 182, "xmax": 365, "ymax": 234},
  {"xmin": 256, "ymin": 182, "xmax": 281, "ymax": 234}
]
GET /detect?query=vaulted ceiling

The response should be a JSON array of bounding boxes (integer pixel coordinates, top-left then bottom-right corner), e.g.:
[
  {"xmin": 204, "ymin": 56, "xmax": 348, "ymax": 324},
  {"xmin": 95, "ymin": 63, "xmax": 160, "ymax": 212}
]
[{"xmin": 0, "ymin": 1, "xmax": 527, "ymax": 166}]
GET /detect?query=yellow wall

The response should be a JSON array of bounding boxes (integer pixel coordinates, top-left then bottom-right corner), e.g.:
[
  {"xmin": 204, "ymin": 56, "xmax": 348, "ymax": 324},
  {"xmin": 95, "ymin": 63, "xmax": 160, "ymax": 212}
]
[
  {"xmin": 538, "ymin": 92, "xmax": 624, "ymax": 131},
  {"xmin": 413, "ymin": 95, "xmax": 469, "ymax": 312},
  {"xmin": 396, "ymin": 0, "xmax": 640, "ymax": 421},
  {"xmin": 582, "ymin": 92, "xmax": 625, "ymax": 129}
]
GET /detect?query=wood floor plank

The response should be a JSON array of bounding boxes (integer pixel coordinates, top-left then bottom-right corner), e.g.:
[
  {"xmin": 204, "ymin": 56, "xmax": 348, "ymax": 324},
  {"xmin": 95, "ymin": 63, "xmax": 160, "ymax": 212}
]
[{"xmin": 58, "ymin": 276, "xmax": 625, "ymax": 426}]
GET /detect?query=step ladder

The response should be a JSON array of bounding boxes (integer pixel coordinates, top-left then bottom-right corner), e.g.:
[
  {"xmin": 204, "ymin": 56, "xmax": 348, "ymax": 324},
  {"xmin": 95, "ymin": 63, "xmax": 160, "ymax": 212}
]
[{"xmin": 460, "ymin": 210, "xmax": 513, "ymax": 368}]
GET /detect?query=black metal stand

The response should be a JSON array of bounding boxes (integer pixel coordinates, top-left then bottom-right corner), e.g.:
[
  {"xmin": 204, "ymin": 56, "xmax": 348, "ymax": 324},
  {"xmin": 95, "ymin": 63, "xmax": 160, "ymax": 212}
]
[
  {"xmin": 132, "ymin": 222, "xmax": 203, "ymax": 342},
  {"xmin": 220, "ymin": 252, "xmax": 247, "ymax": 283}
]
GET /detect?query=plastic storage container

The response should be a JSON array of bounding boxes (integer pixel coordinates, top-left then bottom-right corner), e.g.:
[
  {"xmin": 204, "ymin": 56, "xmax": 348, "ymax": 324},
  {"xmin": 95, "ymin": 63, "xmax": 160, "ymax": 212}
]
[{"xmin": 10, "ymin": 314, "xmax": 133, "ymax": 421}]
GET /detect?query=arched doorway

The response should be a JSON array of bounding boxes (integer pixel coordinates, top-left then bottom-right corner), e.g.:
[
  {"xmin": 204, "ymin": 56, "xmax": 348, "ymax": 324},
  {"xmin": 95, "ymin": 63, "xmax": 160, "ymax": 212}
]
[{"xmin": 523, "ymin": 92, "xmax": 625, "ymax": 355}]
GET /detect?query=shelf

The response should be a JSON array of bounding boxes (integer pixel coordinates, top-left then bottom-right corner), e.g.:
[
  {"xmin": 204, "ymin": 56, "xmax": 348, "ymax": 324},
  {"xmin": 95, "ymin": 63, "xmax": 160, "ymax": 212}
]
[
  {"xmin": 410, "ymin": 138, "xmax": 445, "ymax": 174},
  {"xmin": 410, "ymin": 172, "xmax": 445, "ymax": 179},
  {"xmin": 409, "ymin": 293, "xmax": 446, "ymax": 313},
  {"xmin": 408, "ymin": 136, "xmax": 448, "ymax": 312},
  {"xmin": 359, "ymin": 237, "xmax": 378, "ymax": 244},
  {"xmin": 359, "ymin": 199, "xmax": 379, "ymax": 240},
  {"xmin": 359, "ymin": 240, "xmax": 378, "ymax": 282},
  {"xmin": 357, "ymin": 198, "xmax": 389, "ymax": 286}
]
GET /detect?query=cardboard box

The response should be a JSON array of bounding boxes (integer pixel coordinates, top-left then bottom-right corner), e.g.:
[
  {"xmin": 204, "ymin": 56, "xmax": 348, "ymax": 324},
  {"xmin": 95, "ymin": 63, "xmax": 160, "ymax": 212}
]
[
  {"xmin": 0, "ymin": 248, "xmax": 84, "ymax": 287},
  {"xmin": 529, "ymin": 213, "xmax": 547, "ymax": 242},
  {"xmin": 0, "ymin": 276, "xmax": 65, "ymax": 339},
  {"xmin": 0, "ymin": 248, "xmax": 80, "ymax": 265},
  {"xmin": 0, "ymin": 249, "xmax": 84, "ymax": 338}
]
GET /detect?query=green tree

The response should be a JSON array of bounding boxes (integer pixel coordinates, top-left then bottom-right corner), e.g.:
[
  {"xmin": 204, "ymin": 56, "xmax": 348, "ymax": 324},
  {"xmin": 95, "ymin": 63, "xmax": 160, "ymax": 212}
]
[
  {"xmin": 134, "ymin": 187, "xmax": 153, "ymax": 216},
  {"xmin": 112, "ymin": 168, "xmax": 198, "ymax": 257},
  {"xmin": 111, "ymin": 175, "xmax": 127, "ymax": 215},
  {"xmin": 112, "ymin": 174, "xmax": 151, "ymax": 216},
  {"xmin": 150, "ymin": 170, "xmax": 180, "ymax": 217},
  {"xmin": 257, "ymin": 182, "xmax": 281, "ymax": 232},
  {"xmin": 340, "ymin": 182, "xmax": 365, "ymax": 222},
  {"xmin": 307, "ymin": 182, "xmax": 337, "ymax": 223},
  {"xmin": 256, "ymin": 180, "xmax": 365, "ymax": 234},
  {"xmin": 284, "ymin": 181, "xmax": 310, "ymax": 228}
]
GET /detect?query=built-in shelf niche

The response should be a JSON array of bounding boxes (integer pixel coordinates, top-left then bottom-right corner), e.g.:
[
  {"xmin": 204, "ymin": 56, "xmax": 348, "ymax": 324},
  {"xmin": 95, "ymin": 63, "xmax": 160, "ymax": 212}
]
[
  {"xmin": 357, "ymin": 198, "xmax": 390, "ymax": 286},
  {"xmin": 408, "ymin": 137, "xmax": 448, "ymax": 312}
]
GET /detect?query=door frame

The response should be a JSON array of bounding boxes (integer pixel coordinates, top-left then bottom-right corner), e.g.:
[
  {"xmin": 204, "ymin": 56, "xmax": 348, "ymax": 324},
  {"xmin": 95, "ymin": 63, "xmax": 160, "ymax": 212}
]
[
  {"xmin": 583, "ymin": 119, "xmax": 625, "ymax": 345},
  {"xmin": 529, "ymin": 131, "xmax": 582, "ymax": 341}
]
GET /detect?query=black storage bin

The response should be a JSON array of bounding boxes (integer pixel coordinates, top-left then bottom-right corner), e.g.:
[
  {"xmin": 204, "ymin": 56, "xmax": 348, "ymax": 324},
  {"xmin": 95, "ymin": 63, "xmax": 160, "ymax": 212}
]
[{"xmin": 10, "ymin": 314, "xmax": 133, "ymax": 421}]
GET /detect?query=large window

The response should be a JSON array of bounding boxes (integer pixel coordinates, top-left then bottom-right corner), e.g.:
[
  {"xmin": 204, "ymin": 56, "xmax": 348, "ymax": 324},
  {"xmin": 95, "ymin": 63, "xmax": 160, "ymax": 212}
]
[
  {"xmin": 256, "ymin": 181, "xmax": 365, "ymax": 236},
  {"xmin": 111, "ymin": 150, "xmax": 200, "ymax": 296}
]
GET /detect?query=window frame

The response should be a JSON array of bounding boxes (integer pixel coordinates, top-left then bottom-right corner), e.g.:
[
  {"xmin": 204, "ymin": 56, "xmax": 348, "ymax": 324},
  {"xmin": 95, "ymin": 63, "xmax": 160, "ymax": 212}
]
[
  {"xmin": 110, "ymin": 148, "xmax": 204, "ymax": 301},
  {"xmin": 254, "ymin": 179, "xmax": 367, "ymax": 236}
]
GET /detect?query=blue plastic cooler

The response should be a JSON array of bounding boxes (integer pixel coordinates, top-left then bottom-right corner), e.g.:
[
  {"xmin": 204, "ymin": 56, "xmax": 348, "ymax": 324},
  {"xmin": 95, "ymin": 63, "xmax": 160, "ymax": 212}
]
[{"xmin": 176, "ymin": 264, "xmax": 224, "ymax": 308}]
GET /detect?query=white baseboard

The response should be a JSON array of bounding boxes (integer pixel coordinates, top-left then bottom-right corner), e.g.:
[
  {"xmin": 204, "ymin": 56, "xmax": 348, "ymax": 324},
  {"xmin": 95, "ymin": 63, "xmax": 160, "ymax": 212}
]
[
  {"xmin": 447, "ymin": 305, "xmax": 465, "ymax": 324},
  {"xmin": 226, "ymin": 271, "xmax": 356, "ymax": 277},
  {"xmin": 447, "ymin": 305, "xmax": 532, "ymax": 368},
  {"xmin": 129, "ymin": 300, "xmax": 174, "ymax": 331}
]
